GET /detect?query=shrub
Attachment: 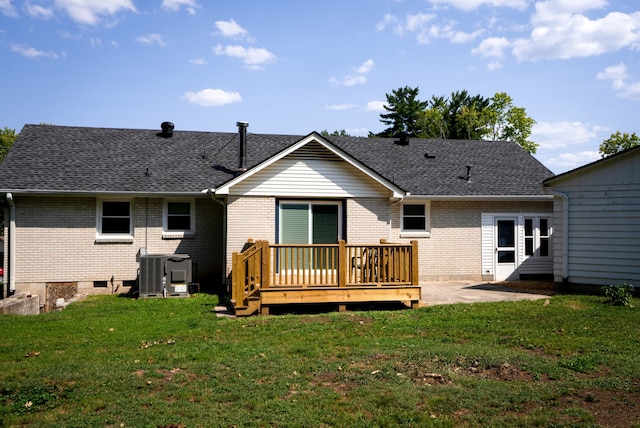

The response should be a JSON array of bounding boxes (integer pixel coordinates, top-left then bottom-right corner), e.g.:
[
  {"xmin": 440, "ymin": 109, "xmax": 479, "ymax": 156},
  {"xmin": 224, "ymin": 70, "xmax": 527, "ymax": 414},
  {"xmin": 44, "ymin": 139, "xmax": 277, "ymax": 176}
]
[{"xmin": 601, "ymin": 283, "xmax": 635, "ymax": 307}]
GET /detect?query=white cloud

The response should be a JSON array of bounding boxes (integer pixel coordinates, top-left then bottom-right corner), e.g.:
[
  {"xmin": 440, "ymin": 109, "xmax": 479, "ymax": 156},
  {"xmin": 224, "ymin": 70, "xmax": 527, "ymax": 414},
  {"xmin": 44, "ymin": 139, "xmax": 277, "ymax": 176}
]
[
  {"xmin": 330, "ymin": 59, "xmax": 374, "ymax": 87},
  {"xmin": 213, "ymin": 44, "xmax": 276, "ymax": 70},
  {"xmin": 366, "ymin": 100, "xmax": 387, "ymax": 112},
  {"xmin": 427, "ymin": 0, "xmax": 529, "ymax": 12},
  {"xmin": 214, "ymin": 18, "xmax": 253, "ymax": 41},
  {"xmin": 182, "ymin": 88, "xmax": 241, "ymax": 107},
  {"xmin": 532, "ymin": 121, "xmax": 606, "ymax": 173},
  {"xmin": 188, "ymin": 57, "xmax": 207, "ymax": 65},
  {"xmin": 0, "ymin": 0, "xmax": 17, "ymax": 17},
  {"xmin": 54, "ymin": 0, "xmax": 136, "ymax": 25},
  {"xmin": 26, "ymin": 3, "xmax": 54, "ymax": 19},
  {"xmin": 11, "ymin": 43, "xmax": 61, "ymax": 59},
  {"xmin": 162, "ymin": 0, "xmax": 197, "ymax": 15},
  {"xmin": 597, "ymin": 62, "xmax": 640, "ymax": 99},
  {"xmin": 378, "ymin": 12, "xmax": 482, "ymax": 44},
  {"xmin": 532, "ymin": 121, "xmax": 600, "ymax": 150},
  {"xmin": 325, "ymin": 104, "xmax": 358, "ymax": 111},
  {"xmin": 545, "ymin": 151, "xmax": 601, "ymax": 172},
  {"xmin": 136, "ymin": 33, "xmax": 167, "ymax": 47}
]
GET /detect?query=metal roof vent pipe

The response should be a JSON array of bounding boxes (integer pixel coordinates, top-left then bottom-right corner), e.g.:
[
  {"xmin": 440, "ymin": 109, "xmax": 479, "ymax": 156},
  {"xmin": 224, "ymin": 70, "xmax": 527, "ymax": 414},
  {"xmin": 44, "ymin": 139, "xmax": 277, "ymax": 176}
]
[
  {"xmin": 160, "ymin": 121, "xmax": 174, "ymax": 138},
  {"xmin": 237, "ymin": 121, "xmax": 249, "ymax": 171},
  {"xmin": 395, "ymin": 130, "xmax": 410, "ymax": 145}
]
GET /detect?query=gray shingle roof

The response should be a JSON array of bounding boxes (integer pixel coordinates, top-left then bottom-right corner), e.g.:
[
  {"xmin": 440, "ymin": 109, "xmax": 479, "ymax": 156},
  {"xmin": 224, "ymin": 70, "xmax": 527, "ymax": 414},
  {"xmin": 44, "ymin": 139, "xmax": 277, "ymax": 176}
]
[{"xmin": 0, "ymin": 124, "xmax": 554, "ymax": 196}]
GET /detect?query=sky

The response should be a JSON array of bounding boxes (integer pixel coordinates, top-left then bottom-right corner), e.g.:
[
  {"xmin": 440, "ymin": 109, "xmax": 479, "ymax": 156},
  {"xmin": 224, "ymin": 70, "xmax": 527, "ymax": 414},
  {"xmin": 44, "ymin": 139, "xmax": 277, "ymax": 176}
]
[{"xmin": 1, "ymin": 0, "xmax": 639, "ymax": 174}]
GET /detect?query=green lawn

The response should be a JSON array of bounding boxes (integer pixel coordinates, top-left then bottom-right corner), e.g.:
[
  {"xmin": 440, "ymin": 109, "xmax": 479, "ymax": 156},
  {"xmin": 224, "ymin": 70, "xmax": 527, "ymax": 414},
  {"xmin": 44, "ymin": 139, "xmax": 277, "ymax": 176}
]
[{"xmin": 0, "ymin": 293, "xmax": 639, "ymax": 427}]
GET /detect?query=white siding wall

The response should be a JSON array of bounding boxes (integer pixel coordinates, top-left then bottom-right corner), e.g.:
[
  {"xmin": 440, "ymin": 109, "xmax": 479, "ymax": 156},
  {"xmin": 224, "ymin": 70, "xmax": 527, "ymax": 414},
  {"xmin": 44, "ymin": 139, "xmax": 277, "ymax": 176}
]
[
  {"xmin": 231, "ymin": 143, "xmax": 390, "ymax": 198},
  {"xmin": 566, "ymin": 187, "xmax": 640, "ymax": 285},
  {"xmin": 549, "ymin": 151, "xmax": 640, "ymax": 286}
]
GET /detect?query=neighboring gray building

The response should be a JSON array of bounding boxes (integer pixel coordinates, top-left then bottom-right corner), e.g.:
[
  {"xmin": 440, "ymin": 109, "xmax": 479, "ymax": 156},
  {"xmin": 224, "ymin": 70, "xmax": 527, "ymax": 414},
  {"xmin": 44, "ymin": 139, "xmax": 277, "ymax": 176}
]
[
  {"xmin": 544, "ymin": 146, "xmax": 640, "ymax": 287},
  {"xmin": 0, "ymin": 123, "xmax": 554, "ymax": 300}
]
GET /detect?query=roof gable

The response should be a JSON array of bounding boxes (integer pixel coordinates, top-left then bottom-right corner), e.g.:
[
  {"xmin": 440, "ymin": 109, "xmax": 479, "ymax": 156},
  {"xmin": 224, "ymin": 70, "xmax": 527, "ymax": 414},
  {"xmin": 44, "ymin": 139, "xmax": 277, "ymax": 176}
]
[{"xmin": 214, "ymin": 133, "xmax": 404, "ymax": 197}]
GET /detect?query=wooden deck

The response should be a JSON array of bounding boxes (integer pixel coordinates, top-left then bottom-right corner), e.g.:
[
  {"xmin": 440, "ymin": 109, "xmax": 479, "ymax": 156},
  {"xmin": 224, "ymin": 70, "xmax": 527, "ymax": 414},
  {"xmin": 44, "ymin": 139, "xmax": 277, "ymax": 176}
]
[{"xmin": 231, "ymin": 240, "xmax": 420, "ymax": 316}]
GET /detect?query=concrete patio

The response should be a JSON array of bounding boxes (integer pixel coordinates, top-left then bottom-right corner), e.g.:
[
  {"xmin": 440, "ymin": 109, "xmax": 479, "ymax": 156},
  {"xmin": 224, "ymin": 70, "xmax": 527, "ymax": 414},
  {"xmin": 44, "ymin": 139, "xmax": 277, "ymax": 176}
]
[{"xmin": 422, "ymin": 281, "xmax": 553, "ymax": 305}]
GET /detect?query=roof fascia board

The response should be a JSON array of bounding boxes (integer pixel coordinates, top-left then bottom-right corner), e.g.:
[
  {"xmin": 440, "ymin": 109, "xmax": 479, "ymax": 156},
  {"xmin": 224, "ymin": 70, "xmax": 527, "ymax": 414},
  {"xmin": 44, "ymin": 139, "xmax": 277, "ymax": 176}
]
[
  {"xmin": 404, "ymin": 194, "xmax": 553, "ymax": 201},
  {"xmin": 0, "ymin": 190, "xmax": 209, "ymax": 197},
  {"xmin": 213, "ymin": 132, "xmax": 405, "ymax": 198}
]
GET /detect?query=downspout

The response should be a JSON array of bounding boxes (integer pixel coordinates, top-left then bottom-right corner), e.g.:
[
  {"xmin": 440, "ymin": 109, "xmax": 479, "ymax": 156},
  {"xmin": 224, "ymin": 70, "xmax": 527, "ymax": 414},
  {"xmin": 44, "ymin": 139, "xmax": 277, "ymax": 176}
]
[
  {"xmin": 208, "ymin": 190, "xmax": 228, "ymax": 291},
  {"xmin": 546, "ymin": 188, "xmax": 569, "ymax": 281},
  {"xmin": 6, "ymin": 193, "xmax": 16, "ymax": 296}
]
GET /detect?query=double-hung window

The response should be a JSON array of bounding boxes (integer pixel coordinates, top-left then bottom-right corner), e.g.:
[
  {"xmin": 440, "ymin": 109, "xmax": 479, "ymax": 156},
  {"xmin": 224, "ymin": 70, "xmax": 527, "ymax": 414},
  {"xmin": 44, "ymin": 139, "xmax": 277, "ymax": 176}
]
[
  {"xmin": 97, "ymin": 200, "xmax": 133, "ymax": 242},
  {"xmin": 401, "ymin": 202, "xmax": 430, "ymax": 237},
  {"xmin": 163, "ymin": 200, "xmax": 195, "ymax": 238}
]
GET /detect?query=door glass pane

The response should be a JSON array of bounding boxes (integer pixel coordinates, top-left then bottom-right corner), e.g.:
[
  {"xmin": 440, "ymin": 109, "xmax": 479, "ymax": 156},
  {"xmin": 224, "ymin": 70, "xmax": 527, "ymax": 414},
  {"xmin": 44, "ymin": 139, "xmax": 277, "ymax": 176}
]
[
  {"xmin": 281, "ymin": 204, "xmax": 309, "ymax": 244},
  {"xmin": 497, "ymin": 220, "xmax": 515, "ymax": 247},
  {"xmin": 498, "ymin": 251, "xmax": 515, "ymax": 263},
  {"xmin": 312, "ymin": 205, "xmax": 338, "ymax": 244}
]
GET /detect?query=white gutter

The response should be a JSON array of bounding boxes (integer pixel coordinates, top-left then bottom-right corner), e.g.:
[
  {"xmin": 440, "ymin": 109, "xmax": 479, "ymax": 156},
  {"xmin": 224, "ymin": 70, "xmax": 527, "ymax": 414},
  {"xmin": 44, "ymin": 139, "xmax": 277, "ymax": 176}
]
[
  {"xmin": 6, "ymin": 193, "xmax": 16, "ymax": 295},
  {"xmin": 546, "ymin": 188, "xmax": 569, "ymax": 281}
]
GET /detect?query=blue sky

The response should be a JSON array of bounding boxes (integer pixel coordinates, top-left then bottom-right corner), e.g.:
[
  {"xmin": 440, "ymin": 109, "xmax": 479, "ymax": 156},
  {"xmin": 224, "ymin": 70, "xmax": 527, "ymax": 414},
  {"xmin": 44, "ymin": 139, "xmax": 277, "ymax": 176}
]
[{"xmin": 1, "ymin": 0, "xmax": 639, "ymax": 173}]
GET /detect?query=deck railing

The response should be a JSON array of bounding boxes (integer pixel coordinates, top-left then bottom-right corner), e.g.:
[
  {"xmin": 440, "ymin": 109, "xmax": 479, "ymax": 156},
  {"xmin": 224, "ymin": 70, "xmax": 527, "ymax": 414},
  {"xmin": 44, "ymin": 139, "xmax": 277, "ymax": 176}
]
[{"xmin": 232, "ymin": 239, "xmax": 418, "ymax": 310}]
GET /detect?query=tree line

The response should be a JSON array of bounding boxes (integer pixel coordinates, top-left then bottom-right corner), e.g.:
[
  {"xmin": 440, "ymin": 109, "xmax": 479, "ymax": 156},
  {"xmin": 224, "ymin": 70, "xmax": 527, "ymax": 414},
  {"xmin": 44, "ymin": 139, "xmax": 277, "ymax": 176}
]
[{"xmin": 373, "ymin": 86, "xmax": 538, "ymax": 153}]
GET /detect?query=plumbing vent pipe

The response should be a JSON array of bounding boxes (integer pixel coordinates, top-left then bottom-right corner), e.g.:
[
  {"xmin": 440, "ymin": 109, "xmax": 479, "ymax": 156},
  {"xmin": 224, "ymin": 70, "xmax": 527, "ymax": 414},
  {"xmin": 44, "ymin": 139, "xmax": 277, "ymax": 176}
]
[{"xmin": 237, "ymin": 121, "xmax": 249, "ymax": 171}]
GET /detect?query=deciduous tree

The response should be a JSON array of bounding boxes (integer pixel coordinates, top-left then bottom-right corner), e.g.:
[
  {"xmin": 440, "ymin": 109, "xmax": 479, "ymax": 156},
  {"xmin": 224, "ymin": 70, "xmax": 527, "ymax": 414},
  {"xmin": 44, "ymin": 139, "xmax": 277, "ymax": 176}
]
[
  {"xmin": 599, "ymin": 131, "xmax": 640, "ymax": 157},
  {"xmin": 0, "ymin": 127, "xmax": 17, "ymax": 164}
]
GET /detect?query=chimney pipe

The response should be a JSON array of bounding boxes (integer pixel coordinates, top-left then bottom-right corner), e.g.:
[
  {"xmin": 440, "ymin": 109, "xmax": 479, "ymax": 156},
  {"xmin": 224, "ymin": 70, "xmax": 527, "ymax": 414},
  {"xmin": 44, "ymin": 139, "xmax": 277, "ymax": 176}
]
[{"xmin": 237, "ymin": 121, "xmax": 249, "ymax": 171}]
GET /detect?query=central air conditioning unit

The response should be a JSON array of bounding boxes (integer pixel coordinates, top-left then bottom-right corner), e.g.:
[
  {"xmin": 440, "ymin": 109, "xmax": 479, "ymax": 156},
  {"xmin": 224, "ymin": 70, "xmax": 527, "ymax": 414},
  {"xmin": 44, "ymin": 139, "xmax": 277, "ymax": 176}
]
[{"xmin": 139, "ymin": 254, "xmax": 192, "ymax": 298}]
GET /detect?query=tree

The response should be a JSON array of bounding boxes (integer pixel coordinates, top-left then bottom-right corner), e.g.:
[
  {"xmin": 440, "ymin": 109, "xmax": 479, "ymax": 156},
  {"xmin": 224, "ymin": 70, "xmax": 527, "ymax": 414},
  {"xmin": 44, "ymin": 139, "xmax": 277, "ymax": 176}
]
[
  {"xmin": 376, "ymin": 86, "xmax": 429, "ymax": 137},
  {"xmin": 0, "ymin": 127, "xmax": 17, "ymax": 164},
  {"xmin": 374, "ymin": 87, "xmax": 538, "ymax": 153},
  {"xmin": 599, "ymin": 131, "xmax": 640, "ymax": 157},
  {"xmin": 321, "ymin": 129, "xmax": 352, "ymax": 137},
  {"xmin": 483, "ymin": 92, "xmax": 537, "ymax": 154}
]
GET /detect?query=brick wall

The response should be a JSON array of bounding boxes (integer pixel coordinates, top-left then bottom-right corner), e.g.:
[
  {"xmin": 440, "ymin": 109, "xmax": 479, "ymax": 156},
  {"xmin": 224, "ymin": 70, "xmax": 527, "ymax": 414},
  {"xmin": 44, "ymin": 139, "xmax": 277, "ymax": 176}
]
[{"xmin": 9, "ymin": 195, "xmax": 223, "ymax": 298}]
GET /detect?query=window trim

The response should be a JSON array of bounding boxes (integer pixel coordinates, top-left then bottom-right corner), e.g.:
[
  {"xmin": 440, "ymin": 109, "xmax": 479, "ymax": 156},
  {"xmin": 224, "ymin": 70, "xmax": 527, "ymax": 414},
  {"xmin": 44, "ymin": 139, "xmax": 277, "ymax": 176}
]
[
  {"xmin": 400, "ymin": 201, "xmax": 431, "ymax": 238},
  {"xmin": 278, "ymin": 200, "xmax": 343, "ymax": 244},
  {"xmin": 162, "ymin": 199, "xmax": 196, "ymax": 239},
  {"xmin": 96, "ymin": 199, "xmax": 134, "ymax": 243},
  {"xmin": 523, "ymin": 216, "xmax": 552, "ymax": 259}
]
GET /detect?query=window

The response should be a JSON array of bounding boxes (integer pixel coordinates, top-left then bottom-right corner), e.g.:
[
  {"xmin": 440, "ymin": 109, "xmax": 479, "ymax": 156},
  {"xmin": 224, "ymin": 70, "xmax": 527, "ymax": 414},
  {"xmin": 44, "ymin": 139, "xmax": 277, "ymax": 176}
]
[
  {"xmin": 163, "ymin": 200, "xmax": 195, "ymax": 238},
  {"xmin": 524, "ymin": 217, "xmax": 551, "ymax": 258},
  {"xmin": 401, "ymin": 202, "xmax": 430, "ymax": 237},
  {"xmin": 97, "ymin": 200, "xmax": 133, "ymax": 242},
  {"xmin": 279, "ymin": 201, "xmax": 341, "ymax": 244}
]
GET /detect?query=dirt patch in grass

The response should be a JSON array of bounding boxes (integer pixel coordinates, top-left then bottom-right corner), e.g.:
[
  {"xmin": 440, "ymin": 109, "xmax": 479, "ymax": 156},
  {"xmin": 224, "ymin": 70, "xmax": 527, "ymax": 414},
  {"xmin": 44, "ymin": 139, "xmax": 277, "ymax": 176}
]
[
  {"xmin": 497, "ymin": 280, "xmax": 558, "ymax": 295},
  {"xmin": 557, "ymin": 385, "xmax": 640, "ymax": 428}
]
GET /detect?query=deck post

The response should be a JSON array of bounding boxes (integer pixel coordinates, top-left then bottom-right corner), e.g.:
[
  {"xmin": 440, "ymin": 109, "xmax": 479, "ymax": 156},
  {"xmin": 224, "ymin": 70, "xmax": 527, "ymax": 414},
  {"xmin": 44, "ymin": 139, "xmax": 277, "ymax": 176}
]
[
  {"xmin": 231, "ymin": 251, "xmax": 244, "ymax": 306},
  {"xmin": 261, "ymin": 240, "xmax": 270, "ymax": 289},
  {"xmin": 338, "ymin": 239, "xmax": 346, "ymax": 287},
  {"xmin": 410, "ymin": 240, "xmax": 419, "ymax": 285}
]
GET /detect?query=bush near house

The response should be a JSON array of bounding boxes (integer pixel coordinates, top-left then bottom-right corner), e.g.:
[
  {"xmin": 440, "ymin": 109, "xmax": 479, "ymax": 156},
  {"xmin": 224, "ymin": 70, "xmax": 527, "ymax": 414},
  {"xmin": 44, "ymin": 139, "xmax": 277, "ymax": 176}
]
[{"xmin": 0, "ymin": 293, "xmax": 638, "ymax": 427}]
